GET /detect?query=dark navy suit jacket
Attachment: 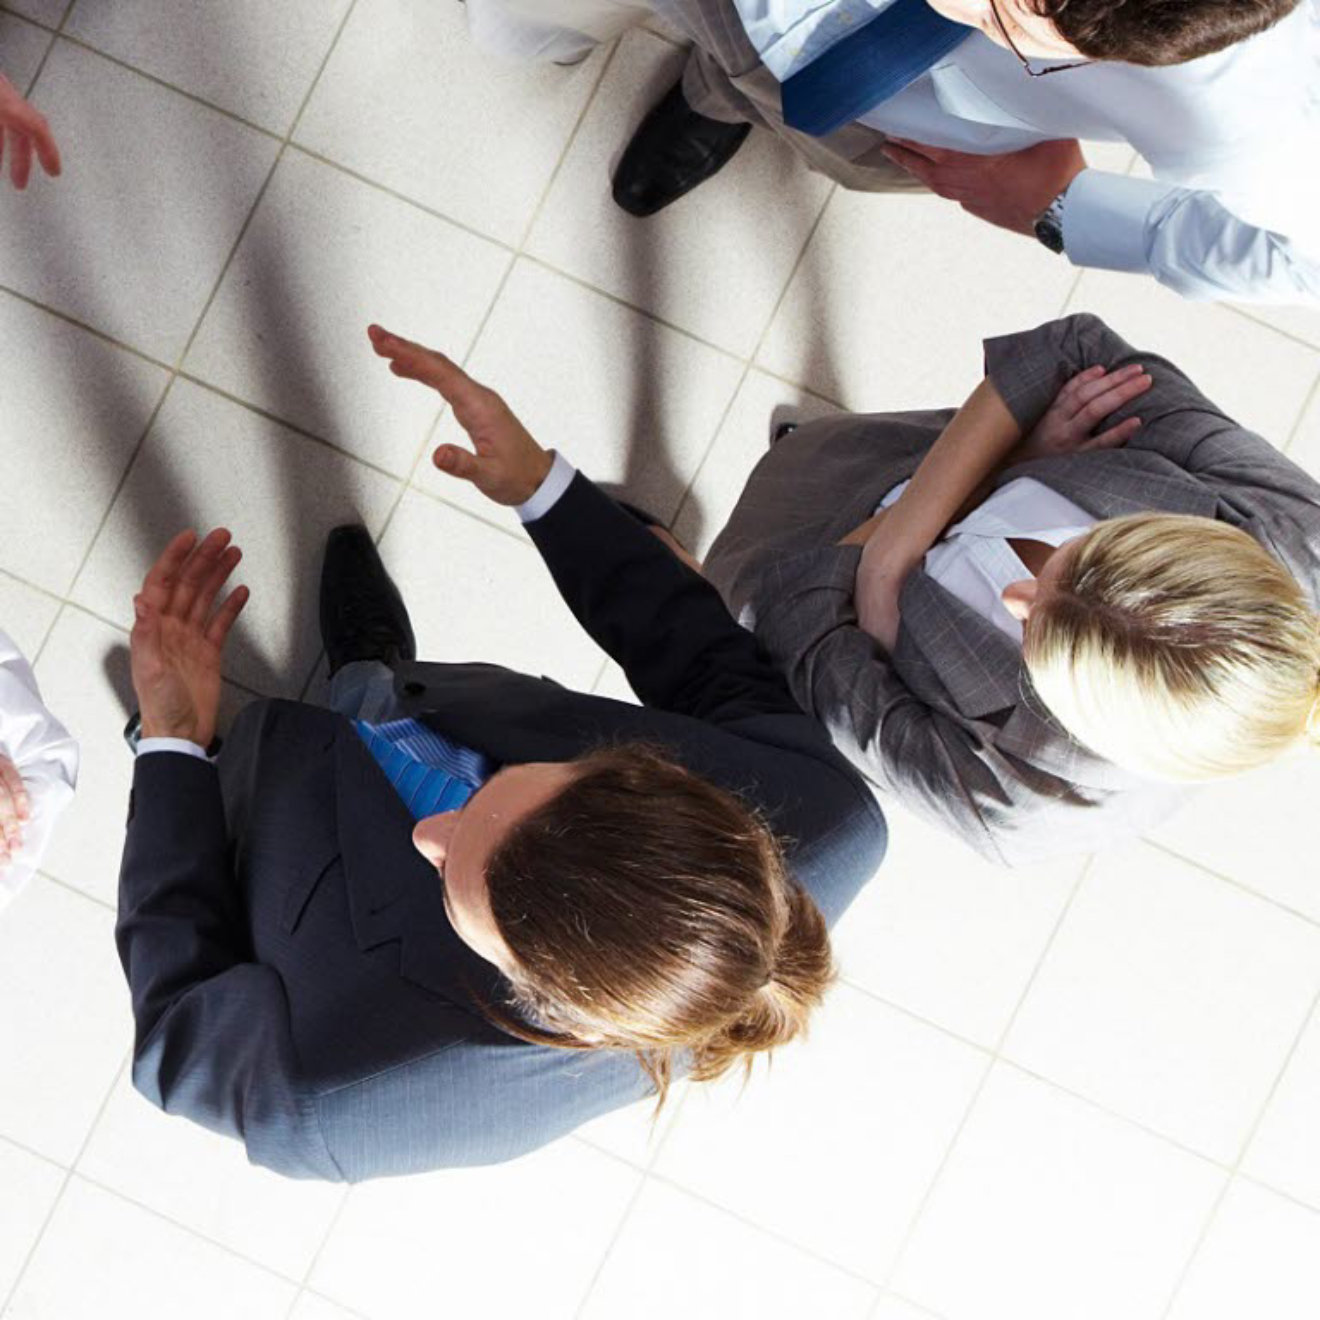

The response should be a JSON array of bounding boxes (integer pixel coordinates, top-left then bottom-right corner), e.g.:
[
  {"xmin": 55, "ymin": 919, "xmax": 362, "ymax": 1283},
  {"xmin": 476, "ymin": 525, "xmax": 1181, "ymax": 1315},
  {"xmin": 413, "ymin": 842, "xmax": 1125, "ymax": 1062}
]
[{"xmin": 116, "ymin": 474, "xmax": 888, "ymax": 1180}]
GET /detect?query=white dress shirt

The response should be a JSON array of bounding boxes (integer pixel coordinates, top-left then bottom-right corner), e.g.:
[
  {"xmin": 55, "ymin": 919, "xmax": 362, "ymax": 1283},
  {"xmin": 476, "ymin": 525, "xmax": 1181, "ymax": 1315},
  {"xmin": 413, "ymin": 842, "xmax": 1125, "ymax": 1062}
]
[
  {"xmin": 687, "ymin": 0, "xmax": 1320, "ymax": 303},
  {"xmin": 0, "ymin": 629, "xmax": 78, "ymax": 910},
  {"xmin": 877, "ymin": 476, "xmax": 1095, "ymax": 641}
]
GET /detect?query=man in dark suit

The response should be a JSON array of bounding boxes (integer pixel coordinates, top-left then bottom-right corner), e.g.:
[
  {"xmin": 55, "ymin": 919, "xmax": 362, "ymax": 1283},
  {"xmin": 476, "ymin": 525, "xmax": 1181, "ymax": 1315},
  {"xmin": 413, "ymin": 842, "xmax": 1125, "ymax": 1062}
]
[{"xmin": 116, "ymin": 326, "xmax": 887, "ymax": 1182}]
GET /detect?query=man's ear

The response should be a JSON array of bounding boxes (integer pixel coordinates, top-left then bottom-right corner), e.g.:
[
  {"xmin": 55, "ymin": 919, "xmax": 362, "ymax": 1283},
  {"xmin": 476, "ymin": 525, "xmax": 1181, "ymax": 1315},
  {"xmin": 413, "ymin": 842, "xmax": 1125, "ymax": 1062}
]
[{"xmin": 1002, "ymin": 578, "xmax": 1039, "ymax": 621}]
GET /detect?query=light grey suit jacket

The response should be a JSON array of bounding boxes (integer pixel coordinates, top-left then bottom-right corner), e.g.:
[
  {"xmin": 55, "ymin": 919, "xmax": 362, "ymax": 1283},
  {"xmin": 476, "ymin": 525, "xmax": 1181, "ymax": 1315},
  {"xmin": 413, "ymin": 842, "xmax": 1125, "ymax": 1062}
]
[{"xmin": 705, "ymin": 314, "xmax": 1320, "ymax": 865}]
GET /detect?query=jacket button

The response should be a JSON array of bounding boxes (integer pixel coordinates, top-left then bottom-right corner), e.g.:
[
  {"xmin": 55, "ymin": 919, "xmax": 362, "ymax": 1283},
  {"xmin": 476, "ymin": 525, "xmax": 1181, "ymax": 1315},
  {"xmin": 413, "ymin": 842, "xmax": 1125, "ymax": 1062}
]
[{"xmin": 403, "ymin": 681, "xmax": 425, "ymax": 697}]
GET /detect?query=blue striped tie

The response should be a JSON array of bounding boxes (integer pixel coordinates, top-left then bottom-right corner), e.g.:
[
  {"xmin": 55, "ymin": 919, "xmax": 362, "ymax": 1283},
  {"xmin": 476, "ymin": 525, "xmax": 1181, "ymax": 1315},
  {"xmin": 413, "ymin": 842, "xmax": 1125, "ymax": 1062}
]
[
  {"xmin": 354, "ymin": 718, "xmax": 493, "ymax": 821},
  {"xmin": 781, "ymin": 0, "xmax": 972, "ymax": 138}
]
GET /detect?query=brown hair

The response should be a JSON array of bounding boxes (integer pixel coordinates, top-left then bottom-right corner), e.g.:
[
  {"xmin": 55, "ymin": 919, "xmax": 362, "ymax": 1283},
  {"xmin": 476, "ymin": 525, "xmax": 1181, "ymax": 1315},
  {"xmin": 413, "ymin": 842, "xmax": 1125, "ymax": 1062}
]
[
  {"xmin": 1026, "ymin": 0, "xmax": 1297, "ymax": 65},
  {"xmin": 482, "ymin": 744, "xmax": 834, "ymax": 1104}
]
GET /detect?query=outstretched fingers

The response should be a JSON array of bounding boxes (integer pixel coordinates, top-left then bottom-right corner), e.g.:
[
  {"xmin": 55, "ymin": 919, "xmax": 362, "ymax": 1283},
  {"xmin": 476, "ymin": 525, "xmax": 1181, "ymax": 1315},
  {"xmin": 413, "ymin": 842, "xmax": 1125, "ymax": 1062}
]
[
  {"xmin": 367, "ymin": 324, "xmax": 476, "ymax": 403},
  {"xmin": 140, "ymin": 529, "xmax": 200, "ymax": 611},
  {"xmin": 187, "ymin": 544, "xmax": 243, "ymax": 626},
  {"xmin": 171, "ymin": 528, "xmax": 233, "ymax": 621},
  {"xmin": 205, "ymin": 584, "xmax": 250, "ymax": 648}
]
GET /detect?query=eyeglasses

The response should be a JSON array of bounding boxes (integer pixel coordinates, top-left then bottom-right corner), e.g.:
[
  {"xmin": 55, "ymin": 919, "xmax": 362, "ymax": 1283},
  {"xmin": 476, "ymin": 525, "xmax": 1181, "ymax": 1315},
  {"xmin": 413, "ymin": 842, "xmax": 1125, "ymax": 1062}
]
[{"xmin": 986, "ymin": 0, "xmax": 1091, "ymax": 77}]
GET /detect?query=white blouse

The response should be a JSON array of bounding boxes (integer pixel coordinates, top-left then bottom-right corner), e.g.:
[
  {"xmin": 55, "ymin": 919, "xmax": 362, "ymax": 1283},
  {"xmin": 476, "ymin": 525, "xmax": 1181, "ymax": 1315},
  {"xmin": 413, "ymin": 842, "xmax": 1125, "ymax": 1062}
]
[
  {"xmin": 878, "ymin": 476, "xmax": 1096, "ymax": 643},
  {"xmin": 0, "ymin": 629, "xmax": 78, "ymax": 911}
]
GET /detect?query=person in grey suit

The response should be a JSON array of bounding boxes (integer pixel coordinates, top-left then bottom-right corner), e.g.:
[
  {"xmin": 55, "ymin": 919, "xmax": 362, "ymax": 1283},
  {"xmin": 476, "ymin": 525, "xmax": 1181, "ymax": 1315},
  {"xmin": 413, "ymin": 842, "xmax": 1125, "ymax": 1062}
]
[
  {"xmin": 115, "ymin": 326, "xmax": 886, "ymax": 1181},
  {"xmin": 703, "ymin": 313, "xmax": 1320, "ymax": 866}
]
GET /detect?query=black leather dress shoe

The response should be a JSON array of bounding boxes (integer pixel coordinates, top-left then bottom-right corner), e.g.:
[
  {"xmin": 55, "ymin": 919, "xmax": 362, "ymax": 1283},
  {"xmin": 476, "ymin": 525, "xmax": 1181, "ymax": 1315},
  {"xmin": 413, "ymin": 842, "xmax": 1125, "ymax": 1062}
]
[
  {"xmin": 612, "ymin": 79, "xmax": 752, "ymax": 217},
  {"xmin": 320, "ymin": 525, "xmax": 417, "ymax": 678}
]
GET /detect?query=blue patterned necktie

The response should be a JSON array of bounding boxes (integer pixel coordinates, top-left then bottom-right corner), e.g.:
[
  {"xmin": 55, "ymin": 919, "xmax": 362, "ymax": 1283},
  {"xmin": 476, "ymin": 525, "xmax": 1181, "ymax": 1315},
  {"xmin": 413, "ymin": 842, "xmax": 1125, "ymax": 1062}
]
[
  {"xmin": 354, "ymin": 718, "xmax": 493, "ymax": 820},
  {"xmin": 781, "ymin": 0, "xmax": 972, "ymax": 138}
]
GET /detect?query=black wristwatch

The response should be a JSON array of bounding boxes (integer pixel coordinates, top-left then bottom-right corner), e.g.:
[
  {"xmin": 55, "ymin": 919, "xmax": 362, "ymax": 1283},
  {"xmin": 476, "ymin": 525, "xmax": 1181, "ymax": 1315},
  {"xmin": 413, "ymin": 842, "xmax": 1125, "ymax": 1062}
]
[{"xmin": 1033, "ymin": 187, "xmax": 1068, "ymax": 254}]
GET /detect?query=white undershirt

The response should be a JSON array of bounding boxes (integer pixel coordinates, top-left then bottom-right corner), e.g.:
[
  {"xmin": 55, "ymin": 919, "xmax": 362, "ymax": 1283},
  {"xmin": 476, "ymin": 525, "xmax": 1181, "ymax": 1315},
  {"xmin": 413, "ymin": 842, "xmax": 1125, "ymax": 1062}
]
[
  {"xmin": 877, "ymin": 476, "xmax": 1095, "ymax": 642},
  {"xmin": 0, "ymin": 630, "xmax": 79, "ymax": 911}
]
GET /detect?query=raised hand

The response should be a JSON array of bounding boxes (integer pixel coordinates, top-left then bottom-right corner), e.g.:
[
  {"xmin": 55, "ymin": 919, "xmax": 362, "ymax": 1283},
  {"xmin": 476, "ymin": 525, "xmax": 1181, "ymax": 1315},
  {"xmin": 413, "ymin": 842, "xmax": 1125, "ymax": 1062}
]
[
  {"xmin": 0, "ymin": 74, "xmax": 60, "ymax": 191},
  {"xmin": 0, "ymin": 754, "xmax": 29, "ymax": 872},
  {"xmin": 368, "ymin": 324, "xmax": 553, "ymax": 506},
  {"xmin": 130, "ymin": 529, "xmax": 249, "ymax": 748},
  {"xmin": 1015, "ymin": 363, "xmax": 1152, "ymax": 462}
]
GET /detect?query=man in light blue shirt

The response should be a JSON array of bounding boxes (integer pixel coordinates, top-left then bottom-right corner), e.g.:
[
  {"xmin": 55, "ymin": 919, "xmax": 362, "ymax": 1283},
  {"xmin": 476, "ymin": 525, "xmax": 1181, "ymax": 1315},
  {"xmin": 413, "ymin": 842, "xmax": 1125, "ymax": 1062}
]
[{"xmin": 467, "ymin": 0, "xmax": 1319, "ymax": 305}]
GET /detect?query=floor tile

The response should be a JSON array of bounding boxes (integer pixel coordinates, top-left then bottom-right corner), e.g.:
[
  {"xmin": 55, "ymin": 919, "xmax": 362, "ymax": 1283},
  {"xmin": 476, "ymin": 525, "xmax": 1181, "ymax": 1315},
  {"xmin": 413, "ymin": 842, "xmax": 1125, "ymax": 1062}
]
[
  {"xmin": 893, "ymin": 1063, "xmax": 1224, "ymax": 1320},
  {"xmin": 290, "ymin": 1294, "xmax": 365, "ymax": 1320},
  {"xmin": 376, "ymin": 489, "xmax": 607, "ymax": 691},
  {"xmin": 834, "ymin": 803, "xmax": 1082, "ymax": 1048},
  {"xmin": 1243, "ymin": 1005, "xmax": 1320, "ymax": 1209},
  {"xmin": 527, "ymin": 31, "xmax": 833, "ymax": 359},
  {"xmin": 65, "ymin": 0, "xmax": 352, "ymax": 134},
  {"xmin": 1235, "ymin": 303, "xmax": 1320, "ymax": 353},
  {"xmin": 71, "ymin": 380, "xmax": 402, "ymax": 697},
  {"xmin": 653, "ymin": 983, "xmax": 988, "ymax": 1281},
  {"xmin": 756, "ymin": 185, "xmax": 1077, "ymax": 413},
  {"xmin": 6, "ymin": 1177, "xmax": 296, "ymax": 1319},
  {"xmin": 1146, "ymin": 758, "xmax": 1320, "ymax": 923},
  {"xmin": 0, "ymin": 39, "xmax": 278, "ymax": 360},
  {"xmin": 310, "ymin": 1141, "xmax": 640, "ymax": 1319},
  {"xmin": 1065, "ymin": 269, "xmax": 1320, "ymax": 444},
  {"xmin": 414, "ymin": 258, "xmax": 742, "ymax": 528},
  {"xmin": 0, "ymin": 1138, "xmax": 63, "ymax": 1301},
  {"xmin": 580, "ymin": 1179, "xmax": 876, "ymax": 1320},
  {"xmin": 296, "ymin": 0, "xmax": 603, "ymax": 247},
  {"xmin": 872, "ymin": 1298, "xmax": 943, "ymax": 1320},
  {"xmin": 673, "ymin": 367, "xmax": 842, "ymax": 559},
  {"xmin": 0, "ymin": 873, "xmax": 130, "ymax": 1164},
  {"xmin": 78, "ymin": 1071, "xmax": 345, "ymax": 1280},
  {"xmin": 0, "ymin": 0, "xmax": 64, "ymax": 26},
  {"xmin": 0, "ymin": 10, "xmax": 51, "ymax": 89},
  {"xmin": 574, "ymin": 1081, "xmax": 688, "ymax": 1170},
  {"xmin": 186, "ymin": 148, "xmax": 510, "ymax": 475},
  {"xmin": 0, "ymin": 291, "xmax": 169, "ymax": 595},
  {"xmin": 1287, "ymin": 382, "xmax": 1320, "ymax": 475},
  {"xmin": 1167, "ymin": 1179, "xmax": 1320, "ymax": 1320},
  {"xmin": 1002, "ymin": 843, "xmax": 1320, "ymax": 1163},
  {"xmin": 0, "ymin": 574, "xmax": 59, "ymax": 659}
]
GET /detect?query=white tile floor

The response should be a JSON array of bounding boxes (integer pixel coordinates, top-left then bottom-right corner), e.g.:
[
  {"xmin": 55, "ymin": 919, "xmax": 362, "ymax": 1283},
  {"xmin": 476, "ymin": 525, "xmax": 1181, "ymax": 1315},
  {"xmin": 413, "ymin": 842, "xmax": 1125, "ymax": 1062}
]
[{"xmin": 2, "ymin": 4, "xmax": 1320, "ymax": 1319}]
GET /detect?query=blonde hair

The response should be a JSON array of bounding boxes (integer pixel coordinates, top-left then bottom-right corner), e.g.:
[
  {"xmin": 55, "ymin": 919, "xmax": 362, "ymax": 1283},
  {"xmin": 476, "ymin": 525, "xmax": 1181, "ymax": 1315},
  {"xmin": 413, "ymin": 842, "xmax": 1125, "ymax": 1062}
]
[
  {"xmin": 1024, "ymin": 513, "xmax": 1320, "ymax": 782},
  {"xmin": 481, "ymin": 745, "xmax": 834, "ymax": 1106}
]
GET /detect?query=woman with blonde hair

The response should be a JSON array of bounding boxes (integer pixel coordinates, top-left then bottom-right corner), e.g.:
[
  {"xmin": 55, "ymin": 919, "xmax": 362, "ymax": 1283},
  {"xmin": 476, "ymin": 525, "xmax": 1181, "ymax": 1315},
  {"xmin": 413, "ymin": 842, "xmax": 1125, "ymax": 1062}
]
[{"xmin": 703, "ymin": 313, "xmax": 1320, "ymax": 865}]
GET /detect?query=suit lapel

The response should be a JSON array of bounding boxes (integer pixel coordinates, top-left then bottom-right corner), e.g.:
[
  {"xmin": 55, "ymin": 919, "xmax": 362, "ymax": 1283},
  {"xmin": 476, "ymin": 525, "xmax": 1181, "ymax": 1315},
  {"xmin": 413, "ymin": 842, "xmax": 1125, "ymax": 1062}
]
[{"xmin": 332, "ymin": 719, "xmax": 510, "ymax": 1009}]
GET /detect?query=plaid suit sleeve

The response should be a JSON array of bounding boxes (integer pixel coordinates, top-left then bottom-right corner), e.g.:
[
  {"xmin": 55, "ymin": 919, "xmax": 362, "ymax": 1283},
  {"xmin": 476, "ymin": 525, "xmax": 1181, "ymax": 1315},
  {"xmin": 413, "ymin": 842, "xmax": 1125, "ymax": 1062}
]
[{"xmin": 747, "ymin": 543, "xmax": 1014, "ymax": 863}]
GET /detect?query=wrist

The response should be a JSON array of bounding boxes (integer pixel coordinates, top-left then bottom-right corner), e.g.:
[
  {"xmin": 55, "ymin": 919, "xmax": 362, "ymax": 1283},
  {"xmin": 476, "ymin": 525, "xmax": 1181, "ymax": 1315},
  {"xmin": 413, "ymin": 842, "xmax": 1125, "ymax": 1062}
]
[{"xmin": 520, "ymin": 448, "xmax": 554, "ymax": 504}]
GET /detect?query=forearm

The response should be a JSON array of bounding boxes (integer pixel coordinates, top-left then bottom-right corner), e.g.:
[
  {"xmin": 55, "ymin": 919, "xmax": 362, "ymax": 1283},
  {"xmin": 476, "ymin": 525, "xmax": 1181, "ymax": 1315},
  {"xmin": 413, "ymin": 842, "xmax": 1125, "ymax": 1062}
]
[
  {"xmin": 1063, "ymin": 168, "xmax": 1320, "ymax": 305},
  {"xmin": 841, "ymin": 377, "xmax": 1022, "ymax": 564}
]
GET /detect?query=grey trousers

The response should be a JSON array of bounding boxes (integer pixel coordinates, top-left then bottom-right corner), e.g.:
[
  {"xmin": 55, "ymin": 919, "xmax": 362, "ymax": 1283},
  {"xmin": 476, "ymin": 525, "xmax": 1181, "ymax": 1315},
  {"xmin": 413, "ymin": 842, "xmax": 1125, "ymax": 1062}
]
[{"xmin": 471, "ymin": 0, "xmax": 923, "ymax": 193}]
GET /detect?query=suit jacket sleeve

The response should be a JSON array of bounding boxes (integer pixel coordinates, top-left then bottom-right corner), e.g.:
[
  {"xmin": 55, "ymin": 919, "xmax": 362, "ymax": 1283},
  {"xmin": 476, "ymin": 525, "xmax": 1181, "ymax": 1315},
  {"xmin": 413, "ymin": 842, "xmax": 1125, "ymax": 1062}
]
[
  {"xmin": 747, "ymin": 543, "xmax": 1017, "ymax": 863},
  {"xmin": 525, "ymin": 471, "xmax": 803, "ymax": 725},
  {"xmin": 116, "ymin": 752, "xmax": 341, "ymax": 1180},
  {"xmin": 983, "ymin": 312, "xmax": 1320, "ymax": 581}
]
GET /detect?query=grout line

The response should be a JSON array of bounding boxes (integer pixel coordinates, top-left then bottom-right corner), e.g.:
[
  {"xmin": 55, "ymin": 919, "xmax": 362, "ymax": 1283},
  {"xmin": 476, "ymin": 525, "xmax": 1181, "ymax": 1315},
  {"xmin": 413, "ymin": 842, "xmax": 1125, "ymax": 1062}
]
[
  {"xmin": 38, "ymin": 868, "xmax": 115, "ymax": 913},
  {"xmin": 1157, "ymin": 982, "xmax": 1320, "ymax": 1319},
  {"xmin": 878, "ymin": 855, "xmax": 1091, "ymax": 1295},
  {"xmin": 1141, "ymin": 836, "xmax": 1320, "ymax": 933},
  {"xmin": 0, "ymin": 1051, "xmax": 131, "ymax": 1315},
  {"xmin": 570, "ymin": 1163, "xmax": 650, "ymax": 1319},
  {"xmin": 1227, "ymin": 304, "xmax": 1320, "ymax": 357},
  {"xmin": 66, "ymin": 1167, "xmax": 311, "ymax": 1289},
  {"xmin": 670, "ymin": 180, "xmax": 838, "ymax": 533},
  {"xmin": 1281, "ymin": 368, "xmax": 1320, "ymax": 456},
  {"xmin": 0, "ymin": 1129, "xmax": 69, "ymax": 1177},
  {"xmin": 643, "ymin": 1166, "xmax": 888, "ymax": 1289},
  {"xmin": 48, "ymin": 32, "xmax": 285, "ymax": 140},
  {"xmin": 283, "ymin": 1185, "xmax": 355, "ymax": 1320}
]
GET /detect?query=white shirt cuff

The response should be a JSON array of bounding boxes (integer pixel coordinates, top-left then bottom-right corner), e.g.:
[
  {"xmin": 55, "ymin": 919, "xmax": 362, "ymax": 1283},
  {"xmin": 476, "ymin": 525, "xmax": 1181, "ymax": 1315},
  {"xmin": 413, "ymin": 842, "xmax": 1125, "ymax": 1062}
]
[
  {"xmin": 137, "ymin": 736, "xmax": 210, "ymax": 761},
  {"xmin": 1062, "ymin": 169, "xmax": 1175, "ymax": 274},
  {"xmin": 515, "ymin": 451, "xmax": 576, "ymax": 524}
]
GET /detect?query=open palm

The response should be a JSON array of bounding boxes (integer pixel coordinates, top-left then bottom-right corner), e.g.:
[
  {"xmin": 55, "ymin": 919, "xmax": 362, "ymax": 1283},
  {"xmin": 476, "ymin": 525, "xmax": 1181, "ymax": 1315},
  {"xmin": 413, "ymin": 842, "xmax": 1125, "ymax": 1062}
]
[{"xmin": 130, "ymin": 529, "xmax": 249, "ymax": 747}]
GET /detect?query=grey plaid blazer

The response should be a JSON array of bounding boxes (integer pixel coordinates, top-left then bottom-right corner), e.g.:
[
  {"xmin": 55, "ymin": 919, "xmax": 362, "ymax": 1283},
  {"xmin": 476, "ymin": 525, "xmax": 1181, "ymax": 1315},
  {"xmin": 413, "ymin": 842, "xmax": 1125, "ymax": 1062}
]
[{"xmin": 705, "ymin": 314, "xmax": 1320, "ymax": 865}]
